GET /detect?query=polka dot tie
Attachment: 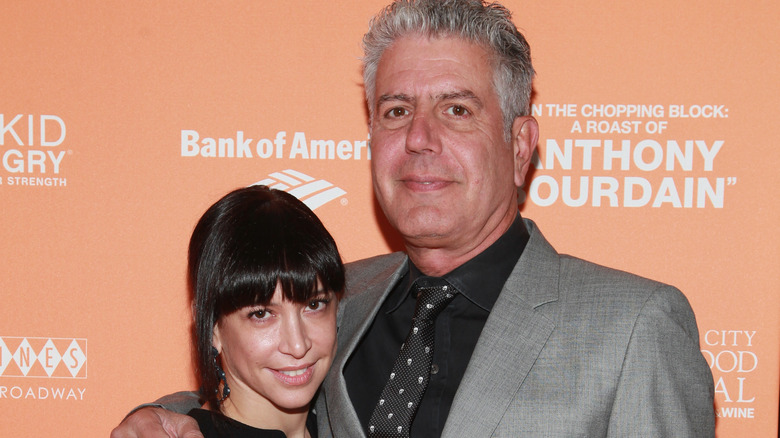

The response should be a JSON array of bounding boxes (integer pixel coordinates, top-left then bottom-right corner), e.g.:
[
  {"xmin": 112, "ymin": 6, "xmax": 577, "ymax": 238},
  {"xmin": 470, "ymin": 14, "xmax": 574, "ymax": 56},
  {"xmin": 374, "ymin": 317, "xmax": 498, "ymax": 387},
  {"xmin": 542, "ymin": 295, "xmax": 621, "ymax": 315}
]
[{"xmin": 368, "ymin": 277, "xmax": 457, "ymax": 437}]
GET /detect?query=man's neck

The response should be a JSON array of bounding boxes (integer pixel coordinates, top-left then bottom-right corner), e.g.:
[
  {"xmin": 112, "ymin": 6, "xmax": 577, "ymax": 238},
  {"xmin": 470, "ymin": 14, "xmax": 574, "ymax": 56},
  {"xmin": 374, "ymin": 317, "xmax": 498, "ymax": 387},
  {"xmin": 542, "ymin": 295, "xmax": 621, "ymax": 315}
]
[{"xmin": 406, "ymin": 210, "xmax": 517, "ymax": 276}]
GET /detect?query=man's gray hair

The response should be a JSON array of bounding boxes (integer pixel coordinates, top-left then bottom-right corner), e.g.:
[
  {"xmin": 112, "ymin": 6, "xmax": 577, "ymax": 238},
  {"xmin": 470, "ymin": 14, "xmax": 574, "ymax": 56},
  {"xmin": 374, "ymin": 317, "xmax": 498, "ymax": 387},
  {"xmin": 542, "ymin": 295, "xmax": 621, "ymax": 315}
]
[{"xmin": 362, "ymin": 0, "xmax": 534, "ymax": 134}]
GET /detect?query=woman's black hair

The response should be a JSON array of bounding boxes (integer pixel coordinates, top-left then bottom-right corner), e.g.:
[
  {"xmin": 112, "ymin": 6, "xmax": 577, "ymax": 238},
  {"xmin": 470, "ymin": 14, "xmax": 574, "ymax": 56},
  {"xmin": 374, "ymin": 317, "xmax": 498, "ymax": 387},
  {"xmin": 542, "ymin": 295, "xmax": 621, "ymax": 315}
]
[{"xmin": 188, "ymin": 185, "xmax": 345, "ymax": 409}]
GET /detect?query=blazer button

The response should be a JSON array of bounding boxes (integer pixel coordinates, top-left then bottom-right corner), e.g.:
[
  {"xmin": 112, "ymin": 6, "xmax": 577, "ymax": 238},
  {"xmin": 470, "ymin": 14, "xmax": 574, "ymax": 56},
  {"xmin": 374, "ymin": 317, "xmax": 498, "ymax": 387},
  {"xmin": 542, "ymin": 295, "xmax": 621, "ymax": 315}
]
[{"xmin": 430, "ymin": 364, "xmax": 439, "ymax": 375}]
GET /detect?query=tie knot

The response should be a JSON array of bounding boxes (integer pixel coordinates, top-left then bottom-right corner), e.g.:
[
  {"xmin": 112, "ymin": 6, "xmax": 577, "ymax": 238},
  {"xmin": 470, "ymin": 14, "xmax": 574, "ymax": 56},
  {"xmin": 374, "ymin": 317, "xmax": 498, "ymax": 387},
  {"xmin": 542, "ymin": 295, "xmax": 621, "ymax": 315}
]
[{"xmin": 412, "ymin": 277, "xmax": 457, "ymax": 321}]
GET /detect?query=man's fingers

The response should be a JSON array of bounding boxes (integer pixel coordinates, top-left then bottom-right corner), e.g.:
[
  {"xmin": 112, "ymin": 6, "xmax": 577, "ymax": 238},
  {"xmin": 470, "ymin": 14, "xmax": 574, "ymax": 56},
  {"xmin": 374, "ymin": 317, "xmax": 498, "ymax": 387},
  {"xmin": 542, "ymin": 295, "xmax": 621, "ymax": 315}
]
[{"xmin": 160, "ymin": 408, "xmax": 203, "ymax": 438}]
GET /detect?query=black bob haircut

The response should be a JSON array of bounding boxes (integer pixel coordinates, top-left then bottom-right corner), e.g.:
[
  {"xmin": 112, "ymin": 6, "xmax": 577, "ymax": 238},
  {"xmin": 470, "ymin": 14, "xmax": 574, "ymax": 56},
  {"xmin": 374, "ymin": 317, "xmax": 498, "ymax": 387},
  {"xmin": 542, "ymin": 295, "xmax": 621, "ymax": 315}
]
[{"xmin": 189, "ymin": 185, "xmax": 345, "ymax": 408}]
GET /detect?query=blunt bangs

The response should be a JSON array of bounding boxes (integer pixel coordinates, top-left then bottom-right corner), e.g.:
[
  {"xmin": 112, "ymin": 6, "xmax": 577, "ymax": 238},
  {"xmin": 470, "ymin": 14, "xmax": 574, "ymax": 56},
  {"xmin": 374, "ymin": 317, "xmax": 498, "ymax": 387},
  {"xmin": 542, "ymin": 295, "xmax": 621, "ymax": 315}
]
[
  {"xmin": 192, "ymin": 186, "xmax": 345, "ymax": 323},
  {"xmin": 210, "ymin": 214, "xmax": 345, "ymax": 317}
]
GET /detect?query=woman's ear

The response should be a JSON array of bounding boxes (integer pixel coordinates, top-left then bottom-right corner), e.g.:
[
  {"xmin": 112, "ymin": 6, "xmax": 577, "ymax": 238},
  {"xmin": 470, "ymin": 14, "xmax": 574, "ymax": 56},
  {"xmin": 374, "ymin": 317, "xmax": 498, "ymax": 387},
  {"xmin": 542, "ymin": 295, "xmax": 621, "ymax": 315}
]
[{"xmin": 212, "ymin": 323, "xmax": 222, "ymax": 353}]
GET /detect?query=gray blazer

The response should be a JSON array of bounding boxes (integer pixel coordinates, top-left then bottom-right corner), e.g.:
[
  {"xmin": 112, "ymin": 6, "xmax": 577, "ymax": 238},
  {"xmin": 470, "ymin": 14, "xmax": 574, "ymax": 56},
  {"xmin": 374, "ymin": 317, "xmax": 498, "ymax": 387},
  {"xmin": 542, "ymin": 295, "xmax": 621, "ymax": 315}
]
[{"xmin": 316, "ymin": 219, "xmax": 715, "ymax": 437}]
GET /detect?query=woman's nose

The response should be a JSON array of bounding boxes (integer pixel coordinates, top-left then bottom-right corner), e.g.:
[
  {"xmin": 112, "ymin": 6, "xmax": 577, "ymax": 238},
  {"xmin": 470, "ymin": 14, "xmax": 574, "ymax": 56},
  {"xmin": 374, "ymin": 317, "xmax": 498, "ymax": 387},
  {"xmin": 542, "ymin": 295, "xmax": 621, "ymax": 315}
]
[{"xmin": 278, "ymin": 314, "xmax": 312, "ymax": 359}]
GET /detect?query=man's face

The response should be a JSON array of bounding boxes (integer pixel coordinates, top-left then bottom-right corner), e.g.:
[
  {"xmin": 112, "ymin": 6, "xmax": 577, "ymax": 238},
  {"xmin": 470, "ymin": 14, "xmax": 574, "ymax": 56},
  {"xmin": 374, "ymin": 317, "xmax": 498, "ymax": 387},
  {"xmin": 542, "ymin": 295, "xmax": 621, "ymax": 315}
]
[{"xmin": 370, "ymin": 35, "xmax": 533, "ymax": 262}]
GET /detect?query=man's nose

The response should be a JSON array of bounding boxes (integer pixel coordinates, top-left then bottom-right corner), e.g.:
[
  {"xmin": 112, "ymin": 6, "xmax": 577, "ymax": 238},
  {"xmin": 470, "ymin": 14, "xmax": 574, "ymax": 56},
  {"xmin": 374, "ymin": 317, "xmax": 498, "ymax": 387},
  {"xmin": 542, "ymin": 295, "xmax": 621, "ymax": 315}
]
[{"xmin": 405, "ymin": 113, "xmax": 442, "ymax": 154}]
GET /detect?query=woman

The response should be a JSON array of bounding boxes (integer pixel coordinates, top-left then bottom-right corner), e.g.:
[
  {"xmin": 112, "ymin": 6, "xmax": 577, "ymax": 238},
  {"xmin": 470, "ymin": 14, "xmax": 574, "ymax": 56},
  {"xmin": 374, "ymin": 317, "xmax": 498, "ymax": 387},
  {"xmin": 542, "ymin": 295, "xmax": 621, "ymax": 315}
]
[{"xmin": 187, "ymin": 185, "xmax": 345, "ymax": 438}]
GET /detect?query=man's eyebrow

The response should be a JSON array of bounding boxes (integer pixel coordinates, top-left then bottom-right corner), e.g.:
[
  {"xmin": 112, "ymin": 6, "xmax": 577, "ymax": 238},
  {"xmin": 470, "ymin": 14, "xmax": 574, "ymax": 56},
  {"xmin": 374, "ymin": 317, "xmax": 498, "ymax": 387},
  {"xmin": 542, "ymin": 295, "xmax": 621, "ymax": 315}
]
[
  {"xmin": 377, "ymin": 94, "xmax": 415, "ymax": 106},
  {"xmin": 436, "ymin": 90, "xmax": 483, "ymax": 108},
  {"xmin": 376, "ymin": 90, "xmax": 483, "ymax": 108}
]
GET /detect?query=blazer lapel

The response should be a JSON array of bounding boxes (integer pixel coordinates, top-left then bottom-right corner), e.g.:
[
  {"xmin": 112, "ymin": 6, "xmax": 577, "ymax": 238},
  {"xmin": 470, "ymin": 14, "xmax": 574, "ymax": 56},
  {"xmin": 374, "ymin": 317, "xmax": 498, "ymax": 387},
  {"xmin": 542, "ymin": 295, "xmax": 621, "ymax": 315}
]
[
  {"xmin": 442, "ymin": 219, "xmax": 559, "ymax": 437},
  {"xmin": 322, "ymin": 253, "xmax": 408, "ymax": 438}
]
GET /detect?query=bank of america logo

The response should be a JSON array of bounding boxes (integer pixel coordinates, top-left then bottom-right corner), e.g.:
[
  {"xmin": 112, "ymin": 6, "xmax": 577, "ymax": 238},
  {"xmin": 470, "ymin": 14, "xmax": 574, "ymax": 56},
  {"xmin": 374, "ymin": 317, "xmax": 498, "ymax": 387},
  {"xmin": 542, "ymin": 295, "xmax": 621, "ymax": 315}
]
[
  {"xmin": 0, "ymin": 337, "xmax": 87, "ymax": 378},
  {"xmin": 253, "ymin": 169, "xmax": 346, "ymax": 210}
]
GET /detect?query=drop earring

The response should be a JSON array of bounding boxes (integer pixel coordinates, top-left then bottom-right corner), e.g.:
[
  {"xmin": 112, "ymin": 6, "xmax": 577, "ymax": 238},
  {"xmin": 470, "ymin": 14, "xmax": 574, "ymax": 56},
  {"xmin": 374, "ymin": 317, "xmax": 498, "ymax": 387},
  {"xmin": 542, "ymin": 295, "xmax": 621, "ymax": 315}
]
[{"xmin": 212, "ymin": 346, "xmax": 230, "ymax": 404}]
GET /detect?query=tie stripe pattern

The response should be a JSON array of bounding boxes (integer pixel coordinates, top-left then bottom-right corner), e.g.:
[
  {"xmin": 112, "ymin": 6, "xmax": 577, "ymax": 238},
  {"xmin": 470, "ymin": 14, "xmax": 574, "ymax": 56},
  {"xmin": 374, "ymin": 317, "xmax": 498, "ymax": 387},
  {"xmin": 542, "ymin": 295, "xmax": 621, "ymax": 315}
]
[{"xmin": 368, "ymin": 278, "xmax": 457, "ymax": 437}]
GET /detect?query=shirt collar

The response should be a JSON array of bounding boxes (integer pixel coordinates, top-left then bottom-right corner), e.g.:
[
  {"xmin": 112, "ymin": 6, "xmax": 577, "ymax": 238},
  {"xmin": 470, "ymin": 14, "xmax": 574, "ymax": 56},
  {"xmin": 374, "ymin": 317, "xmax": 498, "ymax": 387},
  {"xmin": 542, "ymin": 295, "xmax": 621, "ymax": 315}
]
[{"xmin": 385, "ymin": 214, "xmax": 530, "ymax": 313}]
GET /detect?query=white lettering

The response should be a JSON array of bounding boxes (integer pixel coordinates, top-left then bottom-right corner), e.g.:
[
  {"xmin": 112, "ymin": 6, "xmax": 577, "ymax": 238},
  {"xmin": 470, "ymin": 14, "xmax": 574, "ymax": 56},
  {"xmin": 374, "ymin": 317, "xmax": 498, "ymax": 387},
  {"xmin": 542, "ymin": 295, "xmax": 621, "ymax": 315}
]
[
  {"xmin": 736, "ymin": 377, "xmax": 755, "ymax": 403},
  {"xmin": 714, "ymin": 376, "xmax": 731, "ymax": 402},
  {"xmin": 561, "ymin": 176, "xmax": 587, "ymax": 207},
  {"xmin": 40, "ymin": 115, "xmax": 66, "ymax": 146},
  {"xmin": 592, "ymin": 177, "xmax": 619, "ymax": 207},
  {"xmin": 603, "ymin": 140, "xmax": 630, "ymax": 170},
  {"xmin": 0, "ymin": 114, "xmax": 24, "ymax": 145},
  {"xmin": 536, "ymin": 138, "xmax": 723, "ymax": 171},
  {"xmin": 624, "ymin": 177, "xmax": 652, "ymax": 207},
  {"xmin": 289, "ymin": 131, "xmax": 309, "ymax": 159},
  {"xmin": 236, "ymin": 131, "xmax": 252, "ymax": 157},
  {"xmin": 311, "ymin": 139, "xmax": 335, "ymax": 159},
  {"xmin": 181, "ymin": 130, "xmax": 199, "ymax": 157},
  {"xmin": 273, "ymin": 131, "xmax": 286, "ymax": 159},
  {"xmin": 697, "ymin": 140, "xmax": 724, "ymax": 171},
  {"xmin": 719, "ymin": 407, "xmax": 754, "ymax": 418},
  {"xmin": 528, "ymin": 175, "xmax": 558, "ymax": 207},
  {"xmin": 544, "ymin": 139, "xmax": 572, "ymax": 170}
]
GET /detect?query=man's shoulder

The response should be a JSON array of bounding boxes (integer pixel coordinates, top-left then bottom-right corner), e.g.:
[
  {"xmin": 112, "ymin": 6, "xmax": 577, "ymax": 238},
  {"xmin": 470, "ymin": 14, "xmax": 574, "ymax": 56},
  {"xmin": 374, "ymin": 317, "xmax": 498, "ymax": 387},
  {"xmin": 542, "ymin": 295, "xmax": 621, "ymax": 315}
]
[
  {"xmin": 345, "ymin": 252, "xmax": 407, "ymax": 277},
  {"xmin": 558, "ymin": 254, "xmax": 667, "ymax": 290},
  {"xmin": 343, "ymin": 252, "xmax": 407, "ymax": 297},
  {"xmin": 345, "ymin": 251, "xmax": 406, "ymax": 269},
  {"xmin": 552, "ymin": 254, "xmax": 696, "ymax": 327},
  {"xmin": 520, "ymin": 220, "xmax": 698, "ymax": 338},
  {"xmin": 524, "ymin": 218, "xmax": 675, "ymax": 298}
]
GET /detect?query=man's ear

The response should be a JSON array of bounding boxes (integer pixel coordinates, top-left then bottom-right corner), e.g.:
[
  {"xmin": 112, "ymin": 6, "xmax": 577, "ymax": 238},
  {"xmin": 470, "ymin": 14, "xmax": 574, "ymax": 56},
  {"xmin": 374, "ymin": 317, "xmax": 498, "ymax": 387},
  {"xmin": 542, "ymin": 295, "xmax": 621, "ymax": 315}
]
[{"xmin": 511, "ymin": 116, "xmax": 539, "ymax": 188}]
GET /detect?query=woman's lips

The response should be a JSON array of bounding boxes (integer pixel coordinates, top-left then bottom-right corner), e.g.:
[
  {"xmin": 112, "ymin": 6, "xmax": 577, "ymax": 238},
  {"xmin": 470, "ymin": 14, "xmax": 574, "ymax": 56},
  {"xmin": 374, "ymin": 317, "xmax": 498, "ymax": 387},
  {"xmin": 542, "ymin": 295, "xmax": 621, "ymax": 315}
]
[{"xmin": 269, "ymin": 364, "xmax": 315, "ymax": 385}]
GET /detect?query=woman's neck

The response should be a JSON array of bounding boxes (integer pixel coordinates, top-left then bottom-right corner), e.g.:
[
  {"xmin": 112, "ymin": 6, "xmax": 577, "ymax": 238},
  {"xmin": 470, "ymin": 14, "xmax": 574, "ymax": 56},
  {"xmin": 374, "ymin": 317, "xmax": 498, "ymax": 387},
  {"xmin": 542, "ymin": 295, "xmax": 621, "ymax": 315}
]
[{"xmin": 218, "ymin": 397, "xmax": 310, "ymax": 438}]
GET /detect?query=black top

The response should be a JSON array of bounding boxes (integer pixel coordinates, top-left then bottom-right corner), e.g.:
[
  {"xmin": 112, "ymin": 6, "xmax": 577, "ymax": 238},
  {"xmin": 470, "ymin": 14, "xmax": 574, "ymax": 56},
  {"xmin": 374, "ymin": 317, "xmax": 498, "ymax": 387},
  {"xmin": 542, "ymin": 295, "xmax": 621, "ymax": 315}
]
[
  {"xmin": 344, "ymin": 215, "xmax": 530, "ymax": 437},
  {"xmin": 187, "ymin": 408, "xmax": 317, "ymax": 438}
]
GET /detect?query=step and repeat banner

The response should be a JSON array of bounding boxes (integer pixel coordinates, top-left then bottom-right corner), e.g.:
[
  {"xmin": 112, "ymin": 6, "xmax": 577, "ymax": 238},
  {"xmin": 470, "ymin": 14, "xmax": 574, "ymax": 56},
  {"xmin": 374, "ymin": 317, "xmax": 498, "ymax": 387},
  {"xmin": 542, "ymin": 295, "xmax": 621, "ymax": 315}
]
[{"xmin": 1, "ymin": 1, "xmax": 778, "ymax": 436}]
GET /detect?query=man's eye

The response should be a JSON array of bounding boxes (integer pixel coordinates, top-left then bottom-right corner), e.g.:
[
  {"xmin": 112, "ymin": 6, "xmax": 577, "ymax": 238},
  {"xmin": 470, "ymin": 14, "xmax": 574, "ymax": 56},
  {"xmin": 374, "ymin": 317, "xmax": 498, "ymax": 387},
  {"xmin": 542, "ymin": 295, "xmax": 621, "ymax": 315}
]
[
  {"xmin": 446, "ymin": 105, "xmax": 470, "ymax": 116},
  {"xmin": 386, "ymin": 107, "xmax": 408, "ymax": 118}
]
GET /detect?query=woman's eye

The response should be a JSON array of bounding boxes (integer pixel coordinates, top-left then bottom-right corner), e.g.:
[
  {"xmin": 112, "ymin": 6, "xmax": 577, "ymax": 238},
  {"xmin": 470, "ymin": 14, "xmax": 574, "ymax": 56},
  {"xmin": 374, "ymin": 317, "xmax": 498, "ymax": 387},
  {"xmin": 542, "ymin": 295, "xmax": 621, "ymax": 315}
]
[
  {"xmin": 249, "ymin": 309, "xmax": 269, "ymax": 320},
  {"xmin": 307, "ymin": 299, "xmax": 329, "ymax": 311}
]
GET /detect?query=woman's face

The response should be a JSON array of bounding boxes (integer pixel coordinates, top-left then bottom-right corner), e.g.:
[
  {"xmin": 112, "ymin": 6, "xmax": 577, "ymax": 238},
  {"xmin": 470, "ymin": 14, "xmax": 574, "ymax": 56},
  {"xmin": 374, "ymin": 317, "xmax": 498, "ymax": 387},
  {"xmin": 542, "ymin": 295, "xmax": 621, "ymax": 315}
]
[{"xmin": 212, "ymin": 283, "xmax": 337, "ymax": 417}]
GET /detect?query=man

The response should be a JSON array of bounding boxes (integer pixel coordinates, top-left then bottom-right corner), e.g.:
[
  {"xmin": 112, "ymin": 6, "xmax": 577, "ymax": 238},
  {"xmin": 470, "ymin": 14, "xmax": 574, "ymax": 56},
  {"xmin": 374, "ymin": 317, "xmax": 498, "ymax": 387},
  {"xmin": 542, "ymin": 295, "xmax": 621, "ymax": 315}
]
[{"xmin": 113, "ymin": 0, "xmax": 715, "ymax": 437}]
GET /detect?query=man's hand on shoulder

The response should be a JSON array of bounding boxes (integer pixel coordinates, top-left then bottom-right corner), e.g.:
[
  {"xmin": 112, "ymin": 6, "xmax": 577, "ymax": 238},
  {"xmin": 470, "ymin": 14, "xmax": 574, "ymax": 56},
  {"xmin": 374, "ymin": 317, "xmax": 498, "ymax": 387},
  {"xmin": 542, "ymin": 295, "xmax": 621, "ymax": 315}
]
[{"xmin": 110, "ymin": 406, "xmax": 203, "ymax": 438}]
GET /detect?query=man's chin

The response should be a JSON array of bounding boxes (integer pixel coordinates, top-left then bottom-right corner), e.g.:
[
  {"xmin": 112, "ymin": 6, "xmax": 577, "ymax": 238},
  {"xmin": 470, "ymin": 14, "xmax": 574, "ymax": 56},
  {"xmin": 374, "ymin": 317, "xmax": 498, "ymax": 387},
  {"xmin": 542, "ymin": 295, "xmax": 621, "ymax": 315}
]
[{"xmin": 400, "ymin": 228, "xmax": 453, "ymax": 249}]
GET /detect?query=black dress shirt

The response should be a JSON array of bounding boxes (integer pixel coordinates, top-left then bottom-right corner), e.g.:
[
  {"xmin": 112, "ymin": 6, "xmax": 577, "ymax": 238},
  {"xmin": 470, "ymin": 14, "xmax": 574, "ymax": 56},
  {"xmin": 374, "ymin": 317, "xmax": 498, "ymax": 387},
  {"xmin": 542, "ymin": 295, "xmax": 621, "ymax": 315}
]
[{"xmin": 344, "ymin": 215, "xmax": 530, "ymax": 437}]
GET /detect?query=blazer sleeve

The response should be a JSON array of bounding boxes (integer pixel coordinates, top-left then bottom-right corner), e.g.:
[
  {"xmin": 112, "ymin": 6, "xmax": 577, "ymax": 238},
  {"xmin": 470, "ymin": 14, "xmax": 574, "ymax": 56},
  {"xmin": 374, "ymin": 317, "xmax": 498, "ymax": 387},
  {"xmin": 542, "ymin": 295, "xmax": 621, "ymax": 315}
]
[
  {"xmin": 606, "ymin": 285, "xmax": 715, "ymax": 437},
  {"xmin": 124, "ymin": 391, "xmax": 202, "ymax": 419}
]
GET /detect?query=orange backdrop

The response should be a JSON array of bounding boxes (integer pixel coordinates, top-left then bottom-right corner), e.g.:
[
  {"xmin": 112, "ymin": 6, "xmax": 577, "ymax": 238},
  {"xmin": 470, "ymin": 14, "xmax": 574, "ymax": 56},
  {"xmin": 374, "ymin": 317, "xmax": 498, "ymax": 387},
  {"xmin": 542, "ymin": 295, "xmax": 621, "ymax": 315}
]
[{"xmin": 1, "ymin": 1, "xmax": 778, "ymax": 436}]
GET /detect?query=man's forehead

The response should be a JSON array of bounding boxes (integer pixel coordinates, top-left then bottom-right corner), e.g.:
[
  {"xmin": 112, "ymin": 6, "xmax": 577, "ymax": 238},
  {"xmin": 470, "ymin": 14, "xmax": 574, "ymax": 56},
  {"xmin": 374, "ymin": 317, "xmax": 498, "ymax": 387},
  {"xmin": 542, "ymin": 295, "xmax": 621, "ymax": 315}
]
[
  {"xmin": 379, "ymin": 33, "xmax": 489, "ymax": 63},
  {"xmin": 374, "ymin": 43, "xmax": 497, "ymax": 107},
  {"xmin": 375, "ymin": 37, "xmax": 492, "ymax": 88}
]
